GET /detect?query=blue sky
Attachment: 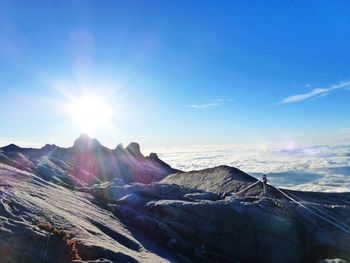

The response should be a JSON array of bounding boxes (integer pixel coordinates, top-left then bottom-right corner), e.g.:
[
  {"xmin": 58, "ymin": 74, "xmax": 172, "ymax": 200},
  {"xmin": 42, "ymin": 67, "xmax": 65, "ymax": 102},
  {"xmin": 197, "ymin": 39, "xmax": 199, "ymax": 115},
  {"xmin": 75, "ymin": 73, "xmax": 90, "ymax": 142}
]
[{"xmin": 0, "ymin": 0, "xmax": 349, "ymax": 148}]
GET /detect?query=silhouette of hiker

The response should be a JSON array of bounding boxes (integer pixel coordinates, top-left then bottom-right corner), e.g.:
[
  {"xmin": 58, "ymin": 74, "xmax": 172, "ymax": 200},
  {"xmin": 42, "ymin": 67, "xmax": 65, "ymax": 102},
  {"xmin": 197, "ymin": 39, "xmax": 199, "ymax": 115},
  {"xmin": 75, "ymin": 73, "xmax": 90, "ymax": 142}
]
[{"xmin": 262, "ymin": 174, "xmax": 267, "ymax": 195}]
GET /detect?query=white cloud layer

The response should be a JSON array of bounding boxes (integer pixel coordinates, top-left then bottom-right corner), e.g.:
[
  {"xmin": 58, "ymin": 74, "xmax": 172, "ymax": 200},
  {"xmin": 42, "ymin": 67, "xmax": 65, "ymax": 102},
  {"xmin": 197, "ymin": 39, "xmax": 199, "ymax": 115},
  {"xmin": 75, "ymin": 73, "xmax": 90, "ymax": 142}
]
[
  {"xmin": 146, "ymin": 143, "xmax": 350, "ymax": 193},
  {"xmin": 340, "ymin": 128, "xmax": 350, "ymax": 133},
  {"xmin": 280, "ymin": 81, "xmax": 350, "ymax": 104}
]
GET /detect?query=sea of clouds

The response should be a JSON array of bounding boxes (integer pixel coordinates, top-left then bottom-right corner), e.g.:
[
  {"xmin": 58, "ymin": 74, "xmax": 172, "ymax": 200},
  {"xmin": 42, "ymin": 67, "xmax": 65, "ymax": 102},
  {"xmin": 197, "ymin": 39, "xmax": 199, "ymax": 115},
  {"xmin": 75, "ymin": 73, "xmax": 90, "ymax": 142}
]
[{"xmin": 146, "ymin": 144, "xmax": 350, "ymax": 192}]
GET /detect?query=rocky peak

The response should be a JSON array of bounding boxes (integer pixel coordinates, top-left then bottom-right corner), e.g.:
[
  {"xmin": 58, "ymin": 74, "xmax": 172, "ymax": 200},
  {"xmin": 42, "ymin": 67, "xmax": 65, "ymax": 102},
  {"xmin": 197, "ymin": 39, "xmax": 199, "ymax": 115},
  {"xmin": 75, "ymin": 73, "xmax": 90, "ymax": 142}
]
[
  {"xmin": 1, "ymin": 143, "xmax": 24, "ymax": 152},
  {"xmin": 114, "ymin": 143, "xmax": 125, "ymax": 155},
  {"xmin": 72, "ymin": 133, "xmax": 102, "ymax": 151},
  {"xmin": 73, "ymin": 133, "xmax": 91, "ymax": 146},
  {"xmin": 149, "ymin": 152, "xmax": 159, "ymax": 159},
  {"xmin": 41, "ymin": 144, "xmax": 57, "ymax": 151},
  {"xmin": 162, "ymin": 165, "xmax": 258, "ymax": 195},
  {"xmin": 125, "ymin": 142, "xmax": 143, "ymax": 158}
]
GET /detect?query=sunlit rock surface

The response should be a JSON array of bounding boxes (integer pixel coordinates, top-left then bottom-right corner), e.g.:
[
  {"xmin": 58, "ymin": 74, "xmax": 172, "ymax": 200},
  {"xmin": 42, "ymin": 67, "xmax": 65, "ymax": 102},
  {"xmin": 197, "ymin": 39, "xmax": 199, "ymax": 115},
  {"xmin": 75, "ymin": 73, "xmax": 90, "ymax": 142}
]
[
  {"xmin": 0, "ymin": 134, "xmax": 178, "ymax": 186},
  {"xmin": 0, "ymin": 136, "xmax": 350, "ymax": 262}
]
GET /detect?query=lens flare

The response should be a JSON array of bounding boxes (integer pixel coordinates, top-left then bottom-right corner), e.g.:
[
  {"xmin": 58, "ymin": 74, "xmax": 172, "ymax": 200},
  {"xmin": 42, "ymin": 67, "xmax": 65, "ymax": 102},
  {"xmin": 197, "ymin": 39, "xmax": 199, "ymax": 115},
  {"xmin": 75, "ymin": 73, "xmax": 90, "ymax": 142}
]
[{"xmin": 70, "ymin": 96, "xmax": 113, "ymax": 132}]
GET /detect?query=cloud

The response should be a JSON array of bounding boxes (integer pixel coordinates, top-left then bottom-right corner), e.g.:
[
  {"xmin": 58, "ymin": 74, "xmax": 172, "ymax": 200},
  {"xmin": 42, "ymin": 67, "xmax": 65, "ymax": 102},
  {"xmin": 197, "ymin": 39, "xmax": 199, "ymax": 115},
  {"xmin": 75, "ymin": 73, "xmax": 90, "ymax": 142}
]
[
  {"xmin": 280, "ymin": 80, "xmax": 350, "ymax": 104},
  {"xmin": 190, "ymin": 97, "xmax": 233, "ymax": 109},
  {"xmin": 340, "ymin": 128, "xmax": 350, "ymax": 133},
  {"xmin": 292, "ymin": 174, "xmax": 350, "ymax": 192},
  {"xmin": 146, "ymin": 143, "xmax": 350, "ymax": 192},
  {"xmin": 304, "ymin": 83, "xmax": 315, "ymax": 88},
  {"xmin": 190, "ymin": 102, "xmax": 220, "ymax": 109}
]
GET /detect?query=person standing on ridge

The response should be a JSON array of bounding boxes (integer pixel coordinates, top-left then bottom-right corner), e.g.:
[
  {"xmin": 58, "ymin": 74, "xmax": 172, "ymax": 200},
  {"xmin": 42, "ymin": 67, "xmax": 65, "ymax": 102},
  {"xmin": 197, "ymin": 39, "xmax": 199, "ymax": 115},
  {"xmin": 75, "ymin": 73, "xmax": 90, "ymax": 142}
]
[{"xmin": 262, "ymin": 174, "xmax": 267, "ymax": 195}]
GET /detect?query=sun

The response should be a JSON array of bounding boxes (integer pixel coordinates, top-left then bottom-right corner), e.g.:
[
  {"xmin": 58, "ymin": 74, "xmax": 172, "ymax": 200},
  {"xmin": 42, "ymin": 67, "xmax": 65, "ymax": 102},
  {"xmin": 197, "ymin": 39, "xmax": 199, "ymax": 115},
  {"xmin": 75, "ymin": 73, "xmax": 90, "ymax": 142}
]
[{"xmin": 69, "ymin": 96, "xmax": 113, "ymax": 132}]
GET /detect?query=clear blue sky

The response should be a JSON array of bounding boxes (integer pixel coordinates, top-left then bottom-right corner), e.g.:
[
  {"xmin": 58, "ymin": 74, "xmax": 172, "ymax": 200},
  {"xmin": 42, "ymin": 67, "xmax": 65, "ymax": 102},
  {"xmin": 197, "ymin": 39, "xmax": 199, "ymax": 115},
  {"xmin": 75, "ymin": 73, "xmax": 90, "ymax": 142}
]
[{"xmin": 0, "ymin": 0, "xmax": 349, "ymax": 148}]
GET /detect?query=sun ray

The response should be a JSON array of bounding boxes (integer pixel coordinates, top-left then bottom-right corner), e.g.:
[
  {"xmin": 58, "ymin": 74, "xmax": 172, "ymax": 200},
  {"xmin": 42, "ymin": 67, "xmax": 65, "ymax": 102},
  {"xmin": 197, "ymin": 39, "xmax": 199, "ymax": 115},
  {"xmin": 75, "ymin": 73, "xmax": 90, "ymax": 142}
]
[{"xmin": 69, "ymin": 95, "xmax": 113, "ymax": 133}]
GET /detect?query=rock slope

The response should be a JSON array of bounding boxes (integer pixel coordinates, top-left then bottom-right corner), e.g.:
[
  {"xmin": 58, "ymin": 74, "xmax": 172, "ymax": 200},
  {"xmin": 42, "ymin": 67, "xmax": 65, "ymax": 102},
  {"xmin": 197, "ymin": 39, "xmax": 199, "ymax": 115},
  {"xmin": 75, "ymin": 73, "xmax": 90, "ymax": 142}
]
[
  {"xmin": 0, "ymin": 134, "xmax": 178, "ymax": 186},
  {"xmin": 0, "ymin": 136, "xmax": 349, "ymax": 263}
]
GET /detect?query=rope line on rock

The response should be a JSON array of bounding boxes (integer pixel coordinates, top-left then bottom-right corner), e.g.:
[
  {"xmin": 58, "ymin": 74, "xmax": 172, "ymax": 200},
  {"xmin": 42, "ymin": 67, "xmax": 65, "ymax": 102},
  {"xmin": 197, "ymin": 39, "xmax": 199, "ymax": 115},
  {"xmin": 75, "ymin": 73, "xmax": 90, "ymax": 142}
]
[
  {"xmin": 284, "ymin": 189, "xmax": 350, "ymax": 231},
  {"xmin": 235, "ymin": 179, "xmax": 262, "ymax": 195},
  {"xmin": 267, "ymin": 180, "xmax": 350, "ymax": 235}
]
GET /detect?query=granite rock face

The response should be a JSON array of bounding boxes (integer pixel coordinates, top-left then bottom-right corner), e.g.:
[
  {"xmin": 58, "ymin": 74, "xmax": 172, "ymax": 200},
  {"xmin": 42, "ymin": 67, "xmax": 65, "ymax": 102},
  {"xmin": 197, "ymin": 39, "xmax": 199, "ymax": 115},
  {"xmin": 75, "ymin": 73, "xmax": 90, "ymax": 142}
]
[
  {"xmin": 92, "ymin": 168, "xmax": 350, "ymax": 262},
  {"xmin": 0, "ymin": 134, "xmax": 178, "ymax": 186},
  {"xmin": 0, "ymin": 137, "xmax": 349, "ymax": 263}
]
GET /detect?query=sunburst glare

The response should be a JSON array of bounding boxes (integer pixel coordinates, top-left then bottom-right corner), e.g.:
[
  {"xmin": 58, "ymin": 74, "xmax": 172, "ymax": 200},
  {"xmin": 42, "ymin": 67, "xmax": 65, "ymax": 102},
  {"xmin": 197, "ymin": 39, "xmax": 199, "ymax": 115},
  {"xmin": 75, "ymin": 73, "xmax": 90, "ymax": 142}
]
[{"xmin": 69, "ymin": 95, "xmax": 113, "ymax": 133}]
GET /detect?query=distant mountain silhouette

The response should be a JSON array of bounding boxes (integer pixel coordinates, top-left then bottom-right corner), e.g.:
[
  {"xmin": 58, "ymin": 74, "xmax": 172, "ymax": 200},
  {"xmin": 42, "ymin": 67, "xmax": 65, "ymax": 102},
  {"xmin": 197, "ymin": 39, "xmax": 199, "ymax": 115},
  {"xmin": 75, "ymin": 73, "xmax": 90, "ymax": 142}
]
[{"xmin": 0, "ymin": 133, "xmax": 180, "ymax": 186}]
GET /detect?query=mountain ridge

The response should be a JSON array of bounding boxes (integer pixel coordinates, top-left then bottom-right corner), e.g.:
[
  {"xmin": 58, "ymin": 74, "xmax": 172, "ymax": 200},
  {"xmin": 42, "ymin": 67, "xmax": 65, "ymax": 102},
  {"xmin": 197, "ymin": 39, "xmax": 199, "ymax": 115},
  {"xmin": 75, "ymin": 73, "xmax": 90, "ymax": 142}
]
[
  {"xmin": 0, "ymin": 136, "xmax": 349, "ymax": 262},
  {"xmin": 0, "ymin": 134, "xmax": 180, "ymax": 186}
]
